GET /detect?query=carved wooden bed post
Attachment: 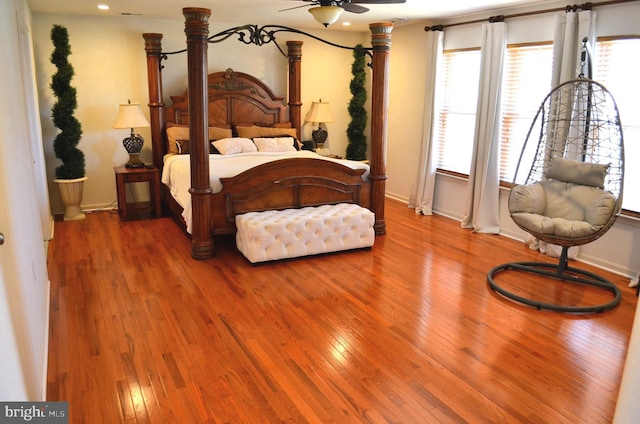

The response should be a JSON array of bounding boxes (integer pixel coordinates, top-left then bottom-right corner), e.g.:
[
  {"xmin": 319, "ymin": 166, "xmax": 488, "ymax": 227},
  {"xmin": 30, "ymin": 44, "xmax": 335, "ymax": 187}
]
[
  {"xmin": 184, "ymin": 7, "xmax": 214, "ymax": 259},
  {"xmin": 286, "ymin": 41, "xmax": 303, "ymax": 140},
  {"xmin": 142, "ymin": 33, "xmax": 165, "ymax": 171},
  {"xmin": 369, "ymin": 22, "xmax": 393, "ymax": 235}
]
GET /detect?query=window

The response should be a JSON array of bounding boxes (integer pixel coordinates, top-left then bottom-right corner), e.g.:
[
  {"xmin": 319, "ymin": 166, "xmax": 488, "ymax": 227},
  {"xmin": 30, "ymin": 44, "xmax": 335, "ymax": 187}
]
[
  {"xmin": 434, "ymin": 49, "xmax": 480, "ymax": 175},
  {"xmin": 435, "ymin": 44, "xmax": 554, "ymax": 181},
  {"xmin": 594, "ymin": 37, "xmax": 640, "ymax": 213},
  {"xmin": 498, "ymin": 43, "xmax": 553, "ymax": 184}
]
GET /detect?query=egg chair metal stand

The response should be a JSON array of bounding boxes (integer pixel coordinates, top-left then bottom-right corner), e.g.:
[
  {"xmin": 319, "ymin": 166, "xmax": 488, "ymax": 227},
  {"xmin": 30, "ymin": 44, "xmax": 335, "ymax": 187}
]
[{"xmin": 488, "ymin": 247, "xmax": 621, "ymax": 313}]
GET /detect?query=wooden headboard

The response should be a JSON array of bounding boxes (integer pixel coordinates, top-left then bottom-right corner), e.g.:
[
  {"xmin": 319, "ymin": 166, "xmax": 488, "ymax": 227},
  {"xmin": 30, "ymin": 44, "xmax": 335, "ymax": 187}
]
[
  {"xmin": 165, "ymin": 68, "xmax": 290, "ymax": 130},
  {"xmin": 143, "ymin": 34, "xmax": 303, "ymax": 171}
]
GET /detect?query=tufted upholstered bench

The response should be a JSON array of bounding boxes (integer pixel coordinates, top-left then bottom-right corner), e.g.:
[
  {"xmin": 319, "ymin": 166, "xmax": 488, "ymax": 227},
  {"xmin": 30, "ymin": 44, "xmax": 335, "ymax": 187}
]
[{"xmin": 235, "ymin": 203, "xmax": 375, "ymax": 263}]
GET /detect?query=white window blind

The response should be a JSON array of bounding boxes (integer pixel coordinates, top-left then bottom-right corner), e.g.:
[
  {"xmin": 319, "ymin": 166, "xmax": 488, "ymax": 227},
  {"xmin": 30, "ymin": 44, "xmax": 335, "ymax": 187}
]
[
  {"xmin": 434, "ymin": 49, "xmax": 481, "ymax": 175},
  {"xmin": 594, "ymin": 37, "xmax": 640, "ymax": 213},
  {"xmin": 498, "ymin": 43, "xmax": 553, "ymax": 183}
]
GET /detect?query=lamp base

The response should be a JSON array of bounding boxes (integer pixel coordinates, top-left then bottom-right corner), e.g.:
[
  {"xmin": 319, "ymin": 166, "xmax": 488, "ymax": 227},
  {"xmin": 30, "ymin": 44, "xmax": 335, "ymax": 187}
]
[
  {"xmin": 312, "ymin": 128, "xmax": 328, "ymax": 148},
  {"xmin": 123, "ymin": 133, "xmax": 144, "ymax": 168},
  {"xmin": 125, "ymin": 153, "xmax": 145, "ymax": 168}
]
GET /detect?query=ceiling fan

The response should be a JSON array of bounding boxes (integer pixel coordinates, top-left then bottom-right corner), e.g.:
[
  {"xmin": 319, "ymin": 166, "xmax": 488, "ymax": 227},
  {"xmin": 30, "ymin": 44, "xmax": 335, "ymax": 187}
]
[{"xmin": 280, "ymin": 0, "xmax": 407, "ymax": 27}]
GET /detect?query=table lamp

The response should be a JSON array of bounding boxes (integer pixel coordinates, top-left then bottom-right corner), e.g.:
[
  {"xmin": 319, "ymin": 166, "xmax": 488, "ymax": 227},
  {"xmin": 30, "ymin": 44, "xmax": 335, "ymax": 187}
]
[
  {"xmin": 113, "ymin": 100, "xmax": 150, "ymax": 168},
  {"xmin": 305, "ymin": 99, "xmax": 334, "ymax": 150}
]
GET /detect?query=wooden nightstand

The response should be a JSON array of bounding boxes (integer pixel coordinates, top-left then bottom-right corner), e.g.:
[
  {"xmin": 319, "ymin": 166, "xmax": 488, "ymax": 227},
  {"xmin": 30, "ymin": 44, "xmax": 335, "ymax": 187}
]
[{"xmin": 114, "ymin": 166, "xmax": 162, "ymax": 221}]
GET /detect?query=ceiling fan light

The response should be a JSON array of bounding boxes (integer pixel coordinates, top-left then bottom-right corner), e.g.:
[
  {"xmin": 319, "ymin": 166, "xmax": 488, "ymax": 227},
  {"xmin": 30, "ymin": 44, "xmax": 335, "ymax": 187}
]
[{"xmin": 308, "ymin": 6, "xmax": 344, "ymax": 27}]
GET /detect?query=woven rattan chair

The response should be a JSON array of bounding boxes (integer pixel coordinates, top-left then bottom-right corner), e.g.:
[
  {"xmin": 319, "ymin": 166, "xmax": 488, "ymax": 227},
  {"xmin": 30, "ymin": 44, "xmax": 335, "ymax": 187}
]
[{"xmin": 488, "ymin": 77, "xmax": 624, "ymax": 313}]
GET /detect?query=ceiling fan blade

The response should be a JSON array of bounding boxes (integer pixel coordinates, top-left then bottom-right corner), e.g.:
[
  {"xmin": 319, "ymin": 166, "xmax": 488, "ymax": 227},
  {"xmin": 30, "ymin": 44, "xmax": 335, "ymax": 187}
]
[
  {"xmin": 279, "ymin": 0, "xmax": 405, "ymax": 15},
  {"xmin": 278, "ymin": 4, "xmax": 312, "ymax": 12},
  {"xmin": 342, "ymin": 3, "xmax": 369, "ymax": 13}
]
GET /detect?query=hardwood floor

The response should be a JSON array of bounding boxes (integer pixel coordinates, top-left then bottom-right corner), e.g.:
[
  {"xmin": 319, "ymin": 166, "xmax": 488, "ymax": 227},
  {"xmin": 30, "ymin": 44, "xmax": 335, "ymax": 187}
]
[{"xmin": 46, "ymin": 198, "xmax": 637, "ymax": 423}]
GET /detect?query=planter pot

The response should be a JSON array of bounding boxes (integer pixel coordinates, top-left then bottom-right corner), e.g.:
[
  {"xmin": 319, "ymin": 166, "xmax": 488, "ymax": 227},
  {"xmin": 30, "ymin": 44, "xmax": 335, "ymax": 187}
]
[{"xmin": 54, "ymin": 176, "xmax": 88, "ymax": 221}]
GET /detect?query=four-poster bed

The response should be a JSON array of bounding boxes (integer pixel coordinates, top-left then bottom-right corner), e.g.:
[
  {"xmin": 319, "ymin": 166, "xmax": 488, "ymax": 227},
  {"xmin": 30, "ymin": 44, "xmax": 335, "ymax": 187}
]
[{"xmin": 143, "ymin": 8, "xmax": 392, "ymax": 259}]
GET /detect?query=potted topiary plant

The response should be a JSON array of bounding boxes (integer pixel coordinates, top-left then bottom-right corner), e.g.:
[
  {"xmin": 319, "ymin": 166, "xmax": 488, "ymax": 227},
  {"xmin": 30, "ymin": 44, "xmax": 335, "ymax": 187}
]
[
  {"xmin": 50, "ymin": 24, "xmax": 87, "ymax": 220},
  {"xmin": 345, "ymin": 44, "xmax": 368, "ymax": 161}
]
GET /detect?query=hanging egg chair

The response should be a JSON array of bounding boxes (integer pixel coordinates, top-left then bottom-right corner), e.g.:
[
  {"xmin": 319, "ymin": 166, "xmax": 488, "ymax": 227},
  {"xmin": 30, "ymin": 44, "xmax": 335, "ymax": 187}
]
[{"xmin": 487, "ymin": 41, "xmax": 624, "ymax": 313}]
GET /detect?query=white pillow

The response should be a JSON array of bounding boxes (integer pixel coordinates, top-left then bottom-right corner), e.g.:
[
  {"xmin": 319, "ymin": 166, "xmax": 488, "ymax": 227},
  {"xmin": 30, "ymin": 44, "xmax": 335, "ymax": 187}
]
[
  {"xmin": 212, "ymin": 137, "xmax": 257, "ymax": 155},
  {"xmin": 253, "ymin": 137, "xmax": 297, "ymax": 152},
  {"xmin": 546, "ymin": 157, "xmax": 609, "ymax": 188},
  {"xmin": 166, "ymin": 125, "xmax": 233, "ymax": 154}
]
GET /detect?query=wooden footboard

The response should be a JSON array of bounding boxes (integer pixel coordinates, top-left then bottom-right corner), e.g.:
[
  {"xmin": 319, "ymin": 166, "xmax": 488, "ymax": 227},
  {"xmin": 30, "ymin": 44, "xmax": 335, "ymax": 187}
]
[
  {"xmin": 161, "ymin": 158, "xmax": 371, "ymax": 236},
  {"xmin": 211, "ymin": 158, "xmax": 370, "ymax": 235}
]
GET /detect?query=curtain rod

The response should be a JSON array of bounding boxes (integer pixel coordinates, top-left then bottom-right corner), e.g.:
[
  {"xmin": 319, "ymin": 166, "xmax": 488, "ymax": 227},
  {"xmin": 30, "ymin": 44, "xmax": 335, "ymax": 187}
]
[{"xmin": 424, "ymin": 0, "xmax": 638, "ymax": 31}]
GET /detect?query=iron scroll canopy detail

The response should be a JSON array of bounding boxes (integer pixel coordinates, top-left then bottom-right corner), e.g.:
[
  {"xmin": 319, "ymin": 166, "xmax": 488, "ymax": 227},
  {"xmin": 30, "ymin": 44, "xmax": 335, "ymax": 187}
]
[{"xmin": 157, "ymin": 24, "xmax": 374, "ymax": 65}]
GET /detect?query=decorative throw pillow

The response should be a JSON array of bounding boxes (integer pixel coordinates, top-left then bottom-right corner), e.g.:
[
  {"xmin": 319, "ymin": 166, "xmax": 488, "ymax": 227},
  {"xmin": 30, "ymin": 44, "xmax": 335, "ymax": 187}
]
[
  {"xmin": 546, "ymin": 157, "xmax": 609, "ymax": 188},
  {"xmin": 166, "ymin": 125, "xmax": 190, "ymax": 154},
  {"xmin": 253, "ymin": 137, "xmax": 298, "ymax": 152},
  {"xmin": 209, "ymin": 126, "xmax": 233, "ymax": 141},
  {"xmin": 211, "ymin": 137, "xmax": 257, "ymax": 155},
  {"xmin": 175, "ymin": 139, "xmax": 189, "ymax": 154},
  {"xmin": 165, "ymin": 124, "xmax": 233, "ymax": 154},
  {"xmin": 236, "ymin": 125, "xmax": 300, "ymax": 149}
]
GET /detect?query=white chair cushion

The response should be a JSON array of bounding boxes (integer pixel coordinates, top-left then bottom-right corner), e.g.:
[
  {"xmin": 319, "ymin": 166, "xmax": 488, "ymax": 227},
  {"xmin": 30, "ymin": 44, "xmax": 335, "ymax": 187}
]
[{"xmin": 509, "ymin": 181, "xmax": 616, "ymax": 238}]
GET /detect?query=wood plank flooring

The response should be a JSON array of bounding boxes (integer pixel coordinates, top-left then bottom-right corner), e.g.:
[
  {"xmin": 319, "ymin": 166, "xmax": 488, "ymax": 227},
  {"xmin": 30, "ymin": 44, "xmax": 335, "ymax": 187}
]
[{"xmin": 46, "ymin": 198, "xmax": 638, "ymax": 423}]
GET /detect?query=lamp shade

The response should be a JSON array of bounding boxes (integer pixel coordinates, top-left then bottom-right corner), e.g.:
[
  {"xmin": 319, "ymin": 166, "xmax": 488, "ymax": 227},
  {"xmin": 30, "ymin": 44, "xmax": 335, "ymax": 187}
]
[
  {"xmin": 113, "ymin": 101, "xmax": 150, "ymax": 129},
  {"xmin": 304, "ymin": 100, "xmax": 335, "ymax": 124},
  {"xmin": 308, "ymin": 6, "xmax": 343, "ymax": 27}
]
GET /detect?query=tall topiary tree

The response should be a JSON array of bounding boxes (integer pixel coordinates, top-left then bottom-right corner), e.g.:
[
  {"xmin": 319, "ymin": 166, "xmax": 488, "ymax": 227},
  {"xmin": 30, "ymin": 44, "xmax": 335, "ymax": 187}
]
[
  {"xmin": 345, "ymin": 44, "xmax": 367, "ymax": 161},
  {"xmin": 50, "ymin": 24, "xmax": 85, "ymax": 179}
]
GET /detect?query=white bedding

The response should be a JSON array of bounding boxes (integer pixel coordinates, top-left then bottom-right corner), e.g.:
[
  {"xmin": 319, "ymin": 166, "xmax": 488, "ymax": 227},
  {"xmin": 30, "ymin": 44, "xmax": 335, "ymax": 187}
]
[{"xmin": 161, "ymin": 150, "xmax": 370, "ymax": 233}]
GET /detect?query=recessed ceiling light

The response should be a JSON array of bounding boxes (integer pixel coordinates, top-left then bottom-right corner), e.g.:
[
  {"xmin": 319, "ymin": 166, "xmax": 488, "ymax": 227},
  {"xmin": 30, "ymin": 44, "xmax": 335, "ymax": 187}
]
[
  {"xmin": 390, "ymin": 18, "xmax": 409, "ymax": 26},
  {"xmin": 97, "ymin": 4, "xmax": 110, "ymax": 11},
  {"xmin": 342, "ymin": 22, "xmax": 351, "ymax": 26}
]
